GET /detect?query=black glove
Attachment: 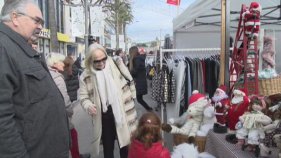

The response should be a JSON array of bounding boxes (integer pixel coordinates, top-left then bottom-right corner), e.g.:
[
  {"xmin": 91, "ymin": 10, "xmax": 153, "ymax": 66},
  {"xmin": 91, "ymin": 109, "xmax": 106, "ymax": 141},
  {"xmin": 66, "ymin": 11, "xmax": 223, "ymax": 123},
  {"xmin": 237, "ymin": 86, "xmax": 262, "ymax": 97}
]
[{"xmin": 161, "ymin": 123, "xmax": 172, "ymax": 133}]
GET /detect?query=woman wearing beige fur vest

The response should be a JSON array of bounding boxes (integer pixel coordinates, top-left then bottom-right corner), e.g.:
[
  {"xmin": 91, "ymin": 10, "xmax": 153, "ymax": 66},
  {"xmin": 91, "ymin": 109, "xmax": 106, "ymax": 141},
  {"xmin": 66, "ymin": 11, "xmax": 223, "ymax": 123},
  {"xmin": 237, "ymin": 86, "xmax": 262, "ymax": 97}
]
[{"xmin": 79, "ymin": 43, "xmax": 137, "ymax": 158}]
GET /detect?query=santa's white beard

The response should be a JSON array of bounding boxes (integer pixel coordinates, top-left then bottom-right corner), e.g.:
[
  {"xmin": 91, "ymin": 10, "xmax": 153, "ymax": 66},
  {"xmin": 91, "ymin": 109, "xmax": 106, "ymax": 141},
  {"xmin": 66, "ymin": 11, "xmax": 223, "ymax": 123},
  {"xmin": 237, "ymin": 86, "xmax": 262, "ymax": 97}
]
[
  {"xmin": 231, "ymin": 96, "xmax": 244, "ymax": 104},
  {"xmin": 212, "ymin": 93, "xmax": 228, "ymax": 102}
]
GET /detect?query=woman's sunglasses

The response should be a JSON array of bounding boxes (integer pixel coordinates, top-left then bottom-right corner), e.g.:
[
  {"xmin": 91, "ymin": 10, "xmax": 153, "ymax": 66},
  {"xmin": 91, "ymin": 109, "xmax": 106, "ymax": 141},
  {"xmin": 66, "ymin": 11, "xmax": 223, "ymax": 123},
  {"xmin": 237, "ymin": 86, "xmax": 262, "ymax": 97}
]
[{"xmin": 93, "ymin": 56, "xmax": 107, "ymax": 64}]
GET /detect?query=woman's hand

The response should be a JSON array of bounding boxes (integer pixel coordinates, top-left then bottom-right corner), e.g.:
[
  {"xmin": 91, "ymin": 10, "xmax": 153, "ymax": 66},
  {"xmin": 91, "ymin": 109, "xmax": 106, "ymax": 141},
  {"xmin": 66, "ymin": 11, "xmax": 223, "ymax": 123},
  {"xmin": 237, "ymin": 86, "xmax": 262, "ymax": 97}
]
[{"xmin": 88, "ymin": 104, "xmax": 97, "ymax": 115}]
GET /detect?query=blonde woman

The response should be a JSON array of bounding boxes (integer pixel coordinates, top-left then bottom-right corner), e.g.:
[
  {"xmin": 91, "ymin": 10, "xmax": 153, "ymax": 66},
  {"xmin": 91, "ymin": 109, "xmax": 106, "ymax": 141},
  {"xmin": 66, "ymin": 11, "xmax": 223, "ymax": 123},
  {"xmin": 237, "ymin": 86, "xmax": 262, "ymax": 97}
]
[{"xmin": 79, "ymin": 43, "xmax": 137, "ymax": 158}]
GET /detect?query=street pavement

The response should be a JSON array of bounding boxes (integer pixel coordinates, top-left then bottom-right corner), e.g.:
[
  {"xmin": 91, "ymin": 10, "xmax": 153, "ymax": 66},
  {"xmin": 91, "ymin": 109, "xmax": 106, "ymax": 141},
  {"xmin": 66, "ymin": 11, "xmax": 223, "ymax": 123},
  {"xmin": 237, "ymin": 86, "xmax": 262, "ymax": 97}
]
[{"xmin": 72, "ymin": 82, "xmax": 173, "ymax": 158}]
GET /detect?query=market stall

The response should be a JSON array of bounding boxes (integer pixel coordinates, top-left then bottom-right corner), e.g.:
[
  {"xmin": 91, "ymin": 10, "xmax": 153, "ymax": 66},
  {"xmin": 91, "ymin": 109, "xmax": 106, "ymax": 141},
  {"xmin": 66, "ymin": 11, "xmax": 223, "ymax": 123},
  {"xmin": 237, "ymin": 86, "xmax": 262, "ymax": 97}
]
[{"xmin": 155, "ymin": 1, "xmax": 281, "ymax": 157}]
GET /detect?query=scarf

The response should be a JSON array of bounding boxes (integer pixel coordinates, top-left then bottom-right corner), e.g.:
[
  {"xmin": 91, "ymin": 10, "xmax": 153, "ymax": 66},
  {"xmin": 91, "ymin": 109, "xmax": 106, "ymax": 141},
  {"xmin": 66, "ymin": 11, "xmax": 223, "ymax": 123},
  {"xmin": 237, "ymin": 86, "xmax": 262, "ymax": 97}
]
[{"xmin": 95, "ymin": 62, "xmax": 123, "ymax": 127}]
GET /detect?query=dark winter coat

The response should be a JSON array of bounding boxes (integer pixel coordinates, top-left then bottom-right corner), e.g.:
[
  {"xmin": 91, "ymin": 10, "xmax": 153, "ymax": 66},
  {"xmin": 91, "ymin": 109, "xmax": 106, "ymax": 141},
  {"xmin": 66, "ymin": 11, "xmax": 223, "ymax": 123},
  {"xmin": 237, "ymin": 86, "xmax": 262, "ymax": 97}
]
[
  {"xmin": 128, "ymin": 139, "xmax": 171, "ymax": 158},
  {"xmin": 0, "ymin": 23, "xmax": 69, "ymax": 158},
  {"xmin": 64, "ymin": 63, "xmax": 80, "ymax": 102},
  {"xmin": 132, "ymin": 54, "xmax": 148, "ymax": 95}
]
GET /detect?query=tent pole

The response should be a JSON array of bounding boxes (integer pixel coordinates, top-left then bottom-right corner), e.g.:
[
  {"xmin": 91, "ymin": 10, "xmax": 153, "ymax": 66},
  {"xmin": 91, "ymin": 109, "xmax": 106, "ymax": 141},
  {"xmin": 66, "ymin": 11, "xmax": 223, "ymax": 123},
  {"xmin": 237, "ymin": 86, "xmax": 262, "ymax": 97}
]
[
  {"xmin": 220, "ymin": 0, "xmax": 226, "ymax": 86},
  {"xmin": 225, "ymin": 0, "xmax": 230, "ymax": 91}
]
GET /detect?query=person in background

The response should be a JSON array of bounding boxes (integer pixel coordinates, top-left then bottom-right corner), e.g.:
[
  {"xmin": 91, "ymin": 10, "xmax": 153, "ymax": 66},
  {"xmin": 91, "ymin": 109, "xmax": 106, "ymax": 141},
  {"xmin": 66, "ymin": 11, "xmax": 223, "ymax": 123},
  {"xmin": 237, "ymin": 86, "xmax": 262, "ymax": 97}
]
[
  {"xmin": 114, "ymin": 49, "xmax": 128, "ymax": 66},
  {"xmin": 0, "ymin": 1, "xmax": 69, "ymax": 157},
  {"xmin": 88, "ymin": 35, "xmax": 97, "ymax": 45},
  {"xmin": 47, "ymin": 53, "xmax": 89, "ymax": 158},
  {"xmin": 128, "ymin": 112, "xmax": 170, "ymax": 158},
  {"xmin": 79, "ymin": 43, "xmax": 137, "ymax": 158},
  {"xmin": 63, "ymin": 55, "xmax": 80, "ymax": 102},
  {"xmin": 113, "ymin": 49, "xmax": 123, "ymax": 62},
  {"xmin": 28, "ymin": 35, "xmax": 39, "ymax": 51},
  {"xmin": 129, "ymin": 46, "xmax": 153, "ymax": 111}
]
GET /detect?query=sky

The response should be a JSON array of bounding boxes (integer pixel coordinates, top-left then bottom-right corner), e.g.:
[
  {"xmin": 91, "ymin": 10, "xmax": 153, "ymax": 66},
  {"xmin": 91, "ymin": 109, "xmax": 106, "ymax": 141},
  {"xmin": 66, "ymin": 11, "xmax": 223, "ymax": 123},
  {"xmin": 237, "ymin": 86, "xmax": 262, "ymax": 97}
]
[{"xmin": 127, "ymin": 0, "xmax": 196, "ymax": 43}]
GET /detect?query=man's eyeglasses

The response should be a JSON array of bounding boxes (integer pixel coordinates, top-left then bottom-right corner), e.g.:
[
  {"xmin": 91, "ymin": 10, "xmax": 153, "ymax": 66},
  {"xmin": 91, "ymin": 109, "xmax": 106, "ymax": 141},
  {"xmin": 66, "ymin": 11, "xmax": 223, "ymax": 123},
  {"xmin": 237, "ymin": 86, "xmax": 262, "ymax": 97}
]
[
  {"xmin": 17, "ymin": 12, "xmax": 44, "ymax": 26},
  {"xmin": 93, "ymin": 57, "xmax": 107, "ymax": 64}
]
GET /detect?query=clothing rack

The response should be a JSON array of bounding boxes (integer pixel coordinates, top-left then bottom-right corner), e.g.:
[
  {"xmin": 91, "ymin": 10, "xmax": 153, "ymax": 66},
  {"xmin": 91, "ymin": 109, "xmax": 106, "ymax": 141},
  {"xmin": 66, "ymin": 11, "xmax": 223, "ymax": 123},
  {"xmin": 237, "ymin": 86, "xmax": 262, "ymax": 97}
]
[
  {"xmin": 158, "ymin": 48, "xmax": 221, "ymax": 126},
  {"xmin": 159, "ymin": 48, "xmax": 221, "ymax": 69}
]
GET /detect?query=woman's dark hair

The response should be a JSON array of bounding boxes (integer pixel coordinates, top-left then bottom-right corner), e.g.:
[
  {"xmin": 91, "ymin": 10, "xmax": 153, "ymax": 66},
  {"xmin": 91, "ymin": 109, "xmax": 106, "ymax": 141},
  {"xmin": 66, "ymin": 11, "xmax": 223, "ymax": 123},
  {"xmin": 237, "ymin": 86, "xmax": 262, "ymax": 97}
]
[
  {"xmin": 129, "ymin": 46, "xmax": 139, "ymax": 72},
  {"xmin": 132, "ymin": 112, "xmax": 162, "ymax": 149},
  {"xmin": 63, "ymin": 56, "xmax": 75, "ymax": 76}
]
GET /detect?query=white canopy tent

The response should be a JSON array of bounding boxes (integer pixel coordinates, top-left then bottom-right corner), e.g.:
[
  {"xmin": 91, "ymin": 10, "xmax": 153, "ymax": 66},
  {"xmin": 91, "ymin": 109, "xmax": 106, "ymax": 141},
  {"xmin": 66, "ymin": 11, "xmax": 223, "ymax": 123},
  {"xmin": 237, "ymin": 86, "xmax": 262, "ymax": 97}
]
[
  {"xmin": 174, "ymin": 0, "xmax": 281, "ymax": 32},
  {"xmin": 172, "ymin": 0, "xmax": 281, "ymax": 71}
]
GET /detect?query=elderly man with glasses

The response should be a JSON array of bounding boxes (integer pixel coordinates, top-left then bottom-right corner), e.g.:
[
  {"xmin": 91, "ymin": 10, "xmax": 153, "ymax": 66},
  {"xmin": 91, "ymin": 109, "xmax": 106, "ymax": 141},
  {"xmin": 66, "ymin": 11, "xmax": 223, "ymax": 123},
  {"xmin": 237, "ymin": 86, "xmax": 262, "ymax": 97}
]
[
  {"xmin": 79, "ymin": 43, "xmax": 138, "ymax": 158},
  {"xmin": 0, "ymin": 1, "xmax": 70, "ymax": 158}
]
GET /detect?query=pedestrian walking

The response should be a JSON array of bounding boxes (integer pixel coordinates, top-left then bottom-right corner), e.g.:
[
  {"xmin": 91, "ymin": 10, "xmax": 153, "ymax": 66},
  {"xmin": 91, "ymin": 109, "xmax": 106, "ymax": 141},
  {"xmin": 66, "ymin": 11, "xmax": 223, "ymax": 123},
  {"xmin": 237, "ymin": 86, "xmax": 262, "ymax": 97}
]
[
  {"xmin": 129, "ymin": 46, "xmax": 153, "ymax": 111},
  {"xmin": 0, "ymin": 1, "xmax": 69, "ymax": 158},
  {"xmin": 79, "ymin": 43, "xmax": 138, "ymax": 158}
]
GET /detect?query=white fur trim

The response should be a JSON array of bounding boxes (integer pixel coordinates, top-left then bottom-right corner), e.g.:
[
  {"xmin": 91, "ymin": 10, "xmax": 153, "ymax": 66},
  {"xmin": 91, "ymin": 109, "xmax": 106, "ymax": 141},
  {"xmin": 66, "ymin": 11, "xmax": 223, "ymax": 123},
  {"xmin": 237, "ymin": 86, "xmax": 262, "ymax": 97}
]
[
  {"xmin": 245, "ymin": 22, "xmax": 261, "ymax": 26},
  {"xmin": 233, "ymin": 89, "xmax": 245, "ymax": 96},
  {"xmin": 216, "ymin": 88, "xmax": 226, "ymax": 94},
  {"xmin": 192, "ymin": 90, "xmax": 199, "ymax": 94}
]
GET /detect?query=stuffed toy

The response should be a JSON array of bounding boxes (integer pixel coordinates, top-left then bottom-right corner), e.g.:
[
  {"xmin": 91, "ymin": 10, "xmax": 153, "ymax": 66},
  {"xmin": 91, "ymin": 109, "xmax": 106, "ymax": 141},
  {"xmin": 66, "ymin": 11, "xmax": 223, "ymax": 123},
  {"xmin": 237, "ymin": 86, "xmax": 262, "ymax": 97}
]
[
  {"xmin": 262, "ymin": 36, "xmax": 276, "ymax": 69},
  {"xmin": 260, "ymin": 102, "xmax": 281, "ymax": 157},
  {"xmin": 212, "ymin": 85, "xmax": 230, "ymax": 133},
  {"xmin": 162, "ymin": 90, "xmax": 209, "ymax": 144},
  {"xmin": 243, "ymin": 2, "xmax": 261, "ymax": 39},
  {"xmin": 196, "ymin": 104, "xmax": 216, "ymax": 137},
  {"xmin": 235, "ymin": 97, "xmax": 272, "ymax": 157}
]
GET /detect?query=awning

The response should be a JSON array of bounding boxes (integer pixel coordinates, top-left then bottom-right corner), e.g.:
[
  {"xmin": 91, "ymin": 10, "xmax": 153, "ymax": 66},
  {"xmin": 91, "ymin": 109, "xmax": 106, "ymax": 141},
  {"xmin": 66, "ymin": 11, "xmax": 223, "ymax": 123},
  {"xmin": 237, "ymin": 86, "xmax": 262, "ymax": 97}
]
[{"xmin": 173, "ymin": 0, "xmax": 281, "ymax": 32}]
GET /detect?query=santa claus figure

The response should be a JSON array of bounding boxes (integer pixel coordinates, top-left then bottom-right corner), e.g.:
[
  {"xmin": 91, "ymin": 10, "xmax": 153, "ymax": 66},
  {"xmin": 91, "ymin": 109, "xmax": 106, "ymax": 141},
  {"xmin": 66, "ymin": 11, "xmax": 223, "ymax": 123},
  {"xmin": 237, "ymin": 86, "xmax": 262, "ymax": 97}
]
[
  {"xmin": 212, "ymin": 85, "xmax": 230, "ymax": 133},
  {"xmin": 228, "ymin": 88, "xmax": 250, "ymax": 132},
  {"xmin": 243, "ymin": 2, "xmax": 261, "ymax": 39}
]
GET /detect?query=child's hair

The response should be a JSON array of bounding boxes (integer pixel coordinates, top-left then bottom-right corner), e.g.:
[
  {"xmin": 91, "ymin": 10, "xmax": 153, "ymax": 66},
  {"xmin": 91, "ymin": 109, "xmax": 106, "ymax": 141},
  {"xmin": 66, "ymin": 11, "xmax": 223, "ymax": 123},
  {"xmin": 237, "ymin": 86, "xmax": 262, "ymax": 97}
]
[{"xmin": 133, "ymin": 112, "xmax": 162, "ymax": 149}]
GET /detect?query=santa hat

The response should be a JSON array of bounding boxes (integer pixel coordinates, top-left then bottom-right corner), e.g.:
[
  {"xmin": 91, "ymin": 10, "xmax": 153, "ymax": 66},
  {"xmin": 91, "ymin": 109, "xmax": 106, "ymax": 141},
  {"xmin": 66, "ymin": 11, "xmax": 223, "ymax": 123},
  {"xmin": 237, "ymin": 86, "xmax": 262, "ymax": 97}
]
[
  {"xmin": 216, "ymin": 85, "xmax": 227, "ymax": 94},
  {"xmin": 233, "ymin": 88, "xmax": 248, "ymax": 96},
  {"xmin": 250, "ymin": 2, "xmax": 261, "ymax": 12},
  {"xmin": 189, "ymin": 90, "xmax": 205, "ymax": 106}
]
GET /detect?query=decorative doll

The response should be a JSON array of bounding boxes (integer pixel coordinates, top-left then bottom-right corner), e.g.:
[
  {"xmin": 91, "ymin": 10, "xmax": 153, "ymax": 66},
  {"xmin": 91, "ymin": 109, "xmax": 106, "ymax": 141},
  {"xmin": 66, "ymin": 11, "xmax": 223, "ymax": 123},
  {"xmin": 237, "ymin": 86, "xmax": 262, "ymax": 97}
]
[
  {"xmin": 228, "ymin": 88, "xmax": 250, "ymax": 132},
  {"xmin": 225, "ymin": 88, "xmax": 250, "ymax": 144},
  {"xmin": 243, "ymin": 2, "xmax": 261, "ymax": 39},
  {"xmin": 162, "ymin": 90, "xmax": 209, "ymax": 144},
  {"xmin": 196, "ymin": 104, "xmax": 216, "ymax": 137},
  {"xmin": 236, "ymin": 97, "xmax": 272, "ymax": 157},
  {"xmin": 212, "ymin": 85, "xmax": 230, "ymax": 133}
]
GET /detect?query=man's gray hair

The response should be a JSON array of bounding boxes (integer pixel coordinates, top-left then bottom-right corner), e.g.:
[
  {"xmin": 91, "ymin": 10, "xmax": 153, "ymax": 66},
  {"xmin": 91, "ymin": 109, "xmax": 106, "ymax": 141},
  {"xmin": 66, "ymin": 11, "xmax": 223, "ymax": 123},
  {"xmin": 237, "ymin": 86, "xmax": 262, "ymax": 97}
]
[{"xmin": 0, "ymin": 0, "xmax": 35, "ymax": 22}]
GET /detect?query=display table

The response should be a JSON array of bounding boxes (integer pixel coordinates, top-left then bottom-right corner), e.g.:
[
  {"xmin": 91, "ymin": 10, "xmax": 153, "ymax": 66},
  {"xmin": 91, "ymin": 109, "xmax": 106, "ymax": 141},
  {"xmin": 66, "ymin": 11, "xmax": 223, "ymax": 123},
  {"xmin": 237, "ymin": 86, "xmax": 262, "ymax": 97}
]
[{"xmin": 205, "ymin": 130, "xmax": 279, "ymax": 158}]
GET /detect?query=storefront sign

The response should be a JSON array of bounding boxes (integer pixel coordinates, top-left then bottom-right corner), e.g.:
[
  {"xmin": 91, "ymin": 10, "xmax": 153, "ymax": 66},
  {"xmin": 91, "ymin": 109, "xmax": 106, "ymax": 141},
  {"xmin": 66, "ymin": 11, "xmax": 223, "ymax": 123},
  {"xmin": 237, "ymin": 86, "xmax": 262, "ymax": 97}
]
[
  {"xmin": 39, "ymin": 28, "xmax": 50, "ymax": 39},
  {"xmin": 39, "ymin": 28, "xmax": 71, "ymax": 43}
]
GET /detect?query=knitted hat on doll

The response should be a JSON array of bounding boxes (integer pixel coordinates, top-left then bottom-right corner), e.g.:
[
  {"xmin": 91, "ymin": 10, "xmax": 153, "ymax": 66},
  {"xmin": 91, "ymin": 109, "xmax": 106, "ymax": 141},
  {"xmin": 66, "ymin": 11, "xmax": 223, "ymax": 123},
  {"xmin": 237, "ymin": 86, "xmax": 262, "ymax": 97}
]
[
  {"xmin": 250, "ymin": 2, "xmax": 261, "ymax": 12},
  {"xmin": 189, "ymin": 90, "xmax": 205, "ymax": 107}
]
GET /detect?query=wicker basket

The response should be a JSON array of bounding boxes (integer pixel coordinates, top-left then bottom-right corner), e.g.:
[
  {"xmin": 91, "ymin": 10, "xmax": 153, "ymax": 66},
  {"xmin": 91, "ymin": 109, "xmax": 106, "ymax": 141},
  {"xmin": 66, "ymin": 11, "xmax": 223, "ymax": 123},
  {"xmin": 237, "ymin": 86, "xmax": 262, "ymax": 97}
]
[
  {"xmin": 234, "ymin": 76, "xmax": 281, "ymax": 96},
  {"xmin": 259, "ymin": 76, "xmax": 281, "ymax": 96},
  {"xmin": 195, "ymin": 136, "xmax": 206, "ymax": 153}
]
